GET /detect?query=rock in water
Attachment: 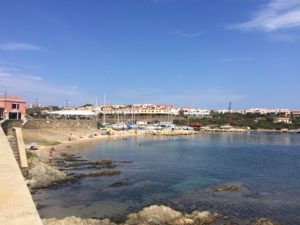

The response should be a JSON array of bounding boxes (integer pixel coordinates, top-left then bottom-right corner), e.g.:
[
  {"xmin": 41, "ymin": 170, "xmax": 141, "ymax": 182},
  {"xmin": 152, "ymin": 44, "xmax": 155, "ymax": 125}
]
[
  {"xmin": 188, "ymin": 211, "xmax": 215, "ymax": 224},
  {"xmin": 249, "ymin": 218, "xmax": 283, "ymax": 225},
  {"xmin": 125, "ymin": 205, "xmax": 183, "ymax": 225},
  {"xmin": 214, "ymin": 185, "xmax": 243, "ymax": 192},
  {"xmin": 76, "ymin": 169, "xmax": 121, "ymax": 178},
  {"xmin": 43, "ymin": 217, "xmax": 117, "ymax": 225},
  {"xmin": 124, "ymin": 205, "xmax": 216, "ymax": 225},
  {"xmin": 41, "ymin": 205, "xmax": 282, "ymax": 225},
  {"xmin": 173, "ymin": 218, "xmax": 195, "ymax": 225},
  {"xmin": 27, "ymin": 158, "xmax": 68, "ymax": 189}
]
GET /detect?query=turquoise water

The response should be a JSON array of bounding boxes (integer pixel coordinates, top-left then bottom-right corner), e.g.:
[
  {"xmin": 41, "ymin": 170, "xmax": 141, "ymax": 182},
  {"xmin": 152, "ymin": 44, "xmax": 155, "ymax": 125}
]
[{"xmin": 33, "ymin": 133, "xmax": 300, "ymax": 224}]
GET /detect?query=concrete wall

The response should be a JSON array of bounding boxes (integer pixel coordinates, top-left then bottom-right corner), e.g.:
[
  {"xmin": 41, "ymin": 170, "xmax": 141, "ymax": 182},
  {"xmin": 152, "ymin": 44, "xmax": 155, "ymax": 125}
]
[
  {"xmin": 1, "ymin": 120, "xmax": 23, "ymax": 135},
  {"xmin": 2, "ymin": 115, "xmax": 181, "ymax": 132},
  {"xmin": 13, "ymin": 127, "xmax": 28, "ymax": 169},
  {"xmin": 0, "ymin": 126, "xmax": 42, "ymax": 225},
  {"xmin": 23, "ymin": 119, "xmax": 98, "ymax": 129}
]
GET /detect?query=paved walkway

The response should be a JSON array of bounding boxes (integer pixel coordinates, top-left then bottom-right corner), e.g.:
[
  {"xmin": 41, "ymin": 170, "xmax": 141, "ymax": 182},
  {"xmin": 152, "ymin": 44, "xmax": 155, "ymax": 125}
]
[{"xmin": 0, "ymin": 127, "xmax": 42, "ymax": 225}]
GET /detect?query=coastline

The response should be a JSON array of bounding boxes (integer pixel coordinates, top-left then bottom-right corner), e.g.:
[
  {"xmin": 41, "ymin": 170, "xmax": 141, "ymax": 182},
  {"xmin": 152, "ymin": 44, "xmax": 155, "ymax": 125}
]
[
  {"xmin": 26, "ymin": 129, "xmax": 203, "ymax": 161},
  {"xmin": 24, "ymin": 130, "xmax": 294, "ymax": 225},
  {"xmin": 26, "ymin": 130, "xmax": 143, "ymax": 161},
  {"xmin": 25, "ymin": 128, "xmax": 300, "ymax": 161},
  {"xmin": 42, "ymin": 204, "xmax": 283, "ymax": 225}
]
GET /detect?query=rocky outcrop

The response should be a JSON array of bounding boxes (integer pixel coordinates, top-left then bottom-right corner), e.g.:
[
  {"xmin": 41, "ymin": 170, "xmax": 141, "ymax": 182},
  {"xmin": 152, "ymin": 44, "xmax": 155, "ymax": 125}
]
[
  {"xmin": 125, "ymin": 205, "xmax": 216, "ymax": 225},
  {"xmin": 43, "ymin": 217, "xmax": 117, "ymax": 225},
  {"xmin": 42, "ymin": 205, "xmax": 216, "ymax": 225},
  {"xmin": 186, "ymin": 211, "xmax": 215, "ymax": 225},
  {"xmin": 249, "ymin": 218, "xmax": 283, "ymax": 225},
  {"xmin": 41, "ymin": 205, "xmax": 284, "ymax": 225},
  {"xmin": 125, "ymin": 205, "xmax": 183, "ymax": 225},
  {"xmin": 27, "ymin": 151, "xmax": 130, "ymax": 190},
  {"xmin": 27, "ymin": 158, "xmax": 68, "ymax": 189}
]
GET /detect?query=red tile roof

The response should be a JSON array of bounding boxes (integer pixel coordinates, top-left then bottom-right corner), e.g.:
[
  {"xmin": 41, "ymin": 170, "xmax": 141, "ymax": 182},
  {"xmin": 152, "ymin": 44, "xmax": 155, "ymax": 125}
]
[{"xmin": 0, "ymin": 96, "xmax": 26, "ymax": 102}]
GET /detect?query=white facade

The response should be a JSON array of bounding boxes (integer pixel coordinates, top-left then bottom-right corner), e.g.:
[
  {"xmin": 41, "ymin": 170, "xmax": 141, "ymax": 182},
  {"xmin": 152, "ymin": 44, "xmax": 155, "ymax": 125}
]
[
  {"xmin": 182, "ymin": 108, "xmax": 210, "ymax": 117},
  {"xmin": 100, "ymin": 104, "xmax": 180, "ymax": 115},
  {"xmin": 242, "ymin": 108, "xmax": 290, "ymax": 116},
  {"xmin": 216, "ymin": 109, "xmax": 231, "ymax": 114}
]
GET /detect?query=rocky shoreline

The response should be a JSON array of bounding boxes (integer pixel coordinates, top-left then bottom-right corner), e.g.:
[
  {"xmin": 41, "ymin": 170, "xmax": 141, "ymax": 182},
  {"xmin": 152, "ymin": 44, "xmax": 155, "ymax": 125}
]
[
  {"xmin": 27, "ymin": 146, "xmax": 285, "ymax": 225},
  {"xmin": 43, "ymin": 205, "xmax": 283, "ymax": 225},
  {"xmin": 27, "ymin": 157, "xmax": 68, "ymax": 190},
  {"xmin": 27, "ymin": 158, "xmax": 283, "ymax": 225},
  {"xmin": 26, "ymin": 152, "xmax": 125, "ymax": 190}
]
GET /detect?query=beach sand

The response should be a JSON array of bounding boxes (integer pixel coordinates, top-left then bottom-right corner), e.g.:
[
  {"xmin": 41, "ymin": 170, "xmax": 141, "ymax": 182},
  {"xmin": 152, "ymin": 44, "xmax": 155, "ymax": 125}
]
[{"xmin": 22, "ymin": 128, "xmax": 140, "ymax": 161}]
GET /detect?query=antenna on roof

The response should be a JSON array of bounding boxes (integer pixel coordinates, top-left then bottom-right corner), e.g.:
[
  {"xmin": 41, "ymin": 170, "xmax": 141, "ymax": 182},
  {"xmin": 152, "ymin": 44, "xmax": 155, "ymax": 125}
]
[
  {"xmin": 103, "ymin": 94, "xmax": 106, "ymax": 125},
  {"xmin": 228, "ymin": 101, "xmax": 232, "ymax": 113},
  {"xmin": 65, "ymin": 99, "xmax": 70, "ymax": 107},
  {"xmin": 3, "ymin": 90, "xmax": 7, "ymax": 118}
]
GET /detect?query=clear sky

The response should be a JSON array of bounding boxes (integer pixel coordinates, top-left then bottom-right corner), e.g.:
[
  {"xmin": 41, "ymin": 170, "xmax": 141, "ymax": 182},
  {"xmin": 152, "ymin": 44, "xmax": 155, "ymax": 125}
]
[{"xmin": 0, "ymin": 0, "xmax": 300, "ymax": 109}]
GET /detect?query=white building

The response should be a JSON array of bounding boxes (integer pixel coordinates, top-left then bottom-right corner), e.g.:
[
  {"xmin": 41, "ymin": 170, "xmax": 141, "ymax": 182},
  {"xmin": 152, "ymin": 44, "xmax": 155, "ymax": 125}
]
[
  {"xmin": 216, "ymin": 109, "xmax": 231, "ymax": 114},
  {"xmin": 100, "ymin": 104, "xmax": 180, "ymax": 115},
  {"xmin": 182, "ymin": 108, "xmax": 210, "ymax": 117}
]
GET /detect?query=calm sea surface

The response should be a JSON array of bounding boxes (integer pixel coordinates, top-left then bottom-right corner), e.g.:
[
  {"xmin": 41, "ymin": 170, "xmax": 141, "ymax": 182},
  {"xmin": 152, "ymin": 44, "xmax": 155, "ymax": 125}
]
[{"xmin": 33, "ymin": 133, "xmax": 300, "ymax": 224}]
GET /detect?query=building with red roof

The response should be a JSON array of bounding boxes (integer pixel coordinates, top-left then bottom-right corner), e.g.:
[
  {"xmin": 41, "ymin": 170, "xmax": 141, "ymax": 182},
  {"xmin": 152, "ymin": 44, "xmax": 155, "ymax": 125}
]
[{"xmin": 0, "ymin": 96, "xmax": 26, "ymax": 120}]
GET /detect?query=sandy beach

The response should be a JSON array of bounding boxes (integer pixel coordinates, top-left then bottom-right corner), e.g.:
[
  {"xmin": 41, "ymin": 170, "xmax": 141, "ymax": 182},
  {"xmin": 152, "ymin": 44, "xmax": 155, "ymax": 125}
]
[
  {"xmin": 22, "ymin": 127, "xmax": 203, "ymax": 160},
  {"xmin": 22, "ymin": 128, "xmax": 142, "ymax": 161}
]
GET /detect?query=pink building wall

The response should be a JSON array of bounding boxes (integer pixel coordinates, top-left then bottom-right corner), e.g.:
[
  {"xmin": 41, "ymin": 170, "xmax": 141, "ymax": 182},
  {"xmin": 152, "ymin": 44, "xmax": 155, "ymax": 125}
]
[{"xmin": 0, "ymin": 96, "xmax": 26, "ymax": 120}]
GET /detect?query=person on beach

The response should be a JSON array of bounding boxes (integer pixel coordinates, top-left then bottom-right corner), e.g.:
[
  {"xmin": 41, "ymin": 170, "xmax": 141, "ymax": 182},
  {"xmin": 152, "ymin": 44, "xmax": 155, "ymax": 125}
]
[{"xmin": 49, "ymin": 148, "xmax": 54, "ymax": 164}]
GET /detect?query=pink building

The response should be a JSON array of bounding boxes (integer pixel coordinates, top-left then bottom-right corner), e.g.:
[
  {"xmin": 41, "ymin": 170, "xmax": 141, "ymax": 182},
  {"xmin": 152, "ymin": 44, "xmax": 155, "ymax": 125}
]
[{"xmin": 0, "ymin": 96, "xmax": 26, "ymax": 120}]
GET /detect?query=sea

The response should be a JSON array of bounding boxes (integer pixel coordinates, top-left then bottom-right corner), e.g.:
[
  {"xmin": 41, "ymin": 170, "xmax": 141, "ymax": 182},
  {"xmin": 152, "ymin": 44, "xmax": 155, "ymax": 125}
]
[{"xmin": 32, "ymin": 132, "xmax": 300, "ymax": 224}]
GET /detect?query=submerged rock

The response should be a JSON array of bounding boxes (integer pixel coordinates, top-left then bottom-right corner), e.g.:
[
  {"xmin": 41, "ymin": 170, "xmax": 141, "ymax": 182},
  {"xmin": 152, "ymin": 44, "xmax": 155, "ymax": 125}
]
[
  {"xmin": 75, "ymin": 169, "xmax": 121, "ymax": 178},
  {"xmin": 61, "ymin": 160, "xmax": 113, "ymax": 168},
  {"xmin": 109, "ymin": 180, "xmax": 132, "ymax": 187},
  {"xmin": 113, "ymin": 160, "xmax": 133, "ymax": 164},
  {"xmin": 214, "ymin": 185, "xmax": 243, "ymax": 192},
  {"xmin": 90, "ymin": 159, "xmax": 113, "ymax": 166},
  {"xmin": 43, "ymin": 216, "xmax": 117, "ymax": 225}
]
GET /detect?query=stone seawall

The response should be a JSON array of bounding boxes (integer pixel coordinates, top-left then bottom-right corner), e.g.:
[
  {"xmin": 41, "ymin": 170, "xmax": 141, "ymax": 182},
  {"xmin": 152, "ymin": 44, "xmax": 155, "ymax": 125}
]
[
  {"xmin": 23, "ymin": 119, "xmax": 98, "ymax": 130},
  {"xmin": 1, "ymin": 120, "xmax": 23, "ymax": 135},
  {"xmin": 0, "ymin": 126, "xmax": 42, "ymax": 225}
]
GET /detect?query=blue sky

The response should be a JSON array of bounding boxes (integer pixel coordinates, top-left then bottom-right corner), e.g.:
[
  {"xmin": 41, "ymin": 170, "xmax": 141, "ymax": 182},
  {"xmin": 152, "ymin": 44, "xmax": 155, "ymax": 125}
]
[{"xmin": 1, "ymin": 0, "xmax": 300, "ymax": 109}]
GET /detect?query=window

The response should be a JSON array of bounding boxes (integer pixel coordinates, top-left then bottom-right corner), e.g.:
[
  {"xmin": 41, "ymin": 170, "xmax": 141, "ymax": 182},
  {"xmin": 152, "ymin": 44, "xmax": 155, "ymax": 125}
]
[
  {"xmin": 0, "ymin": 108, "xmax": 4, "ymax": 119},
  {"xmin": 12, "ymin": 103, "xmax": 19, "ymax": 110}
]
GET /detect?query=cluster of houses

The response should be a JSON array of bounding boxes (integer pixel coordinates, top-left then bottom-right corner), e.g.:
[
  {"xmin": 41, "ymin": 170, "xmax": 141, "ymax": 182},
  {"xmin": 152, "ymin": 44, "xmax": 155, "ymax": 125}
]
[
  {"xmin": 61, "ymin": 104, "xmax": 300, "ymax": 124},
  {"xmin": 1, "ymin": 95, "xmax": 300, "ymax": 124},
  {"xmin": 238, "ymin": 108, "xmax": 300, "ymax": 124}
]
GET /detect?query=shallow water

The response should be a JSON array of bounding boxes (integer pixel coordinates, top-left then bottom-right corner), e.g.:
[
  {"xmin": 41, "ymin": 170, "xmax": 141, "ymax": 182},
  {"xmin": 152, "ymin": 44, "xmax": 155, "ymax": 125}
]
[{"xmin": 33, "ymin": 133, "xmax": 300, "ymax": 224}]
